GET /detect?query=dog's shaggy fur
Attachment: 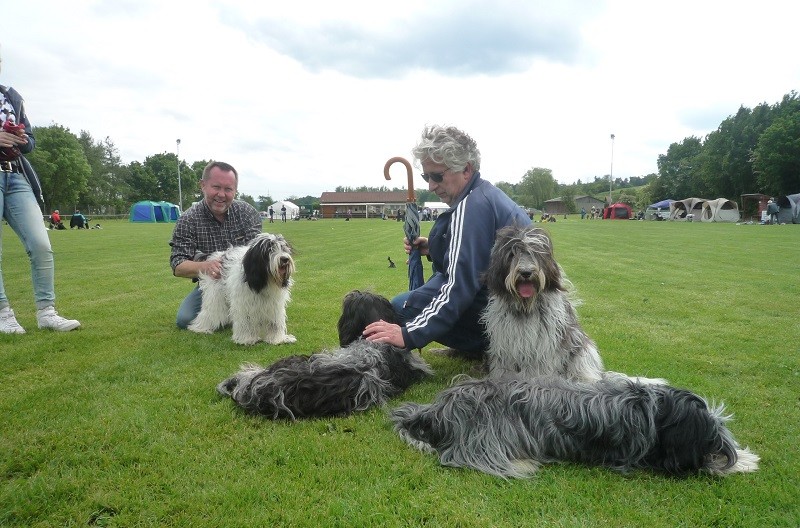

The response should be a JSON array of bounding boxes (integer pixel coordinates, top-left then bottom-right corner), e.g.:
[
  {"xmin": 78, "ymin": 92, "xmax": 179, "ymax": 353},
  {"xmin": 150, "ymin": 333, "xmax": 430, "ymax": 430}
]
[
  {"xmin": 391, "ymin": 376, "xmax": 759, "ymax": 479},
  {"xmin": 482, "ymin": 224, "xmax": 662, "ymax": 384},
  {"xmin": 217, "ymin": 290, "xmax": 433, "ymax": 420},
  {"xmin": 188, "ymin": 233, "xmax": 296, "ymax": 345}
]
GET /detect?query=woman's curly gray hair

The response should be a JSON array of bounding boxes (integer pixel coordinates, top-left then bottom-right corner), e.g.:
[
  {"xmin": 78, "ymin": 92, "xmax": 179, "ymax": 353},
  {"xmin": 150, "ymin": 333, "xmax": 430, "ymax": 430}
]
[{"xmin": 412, "ymin": 125, "xmax": 481, "ymax": 172}]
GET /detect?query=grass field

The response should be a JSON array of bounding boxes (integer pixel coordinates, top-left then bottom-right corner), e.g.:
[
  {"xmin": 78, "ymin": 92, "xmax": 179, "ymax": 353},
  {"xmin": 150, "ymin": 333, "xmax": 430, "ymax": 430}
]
[{"xmin": 1, "ymin": 217, "xmax": 798, "ymax": 527}]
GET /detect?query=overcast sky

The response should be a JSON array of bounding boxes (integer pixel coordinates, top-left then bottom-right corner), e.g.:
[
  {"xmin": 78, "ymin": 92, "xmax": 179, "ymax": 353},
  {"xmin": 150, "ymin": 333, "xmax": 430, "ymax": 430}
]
[{"xmin": 4, "ymin": 0, "xmax": 798, "ymax": 202}]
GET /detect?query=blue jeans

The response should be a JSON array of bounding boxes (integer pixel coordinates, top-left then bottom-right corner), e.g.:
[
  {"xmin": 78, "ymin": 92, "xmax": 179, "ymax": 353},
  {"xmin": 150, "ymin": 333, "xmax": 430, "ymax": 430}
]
[
  {"xmin": 0, "ymin": 170, "xmax": 55, "ymax": 311},
  {"xmin": 176, "ymin": 285, "xmax": 202, "ymax": 329},
  {"xmin": 391, "ymin": 291, "xmax": 489, "ymax": 357}
]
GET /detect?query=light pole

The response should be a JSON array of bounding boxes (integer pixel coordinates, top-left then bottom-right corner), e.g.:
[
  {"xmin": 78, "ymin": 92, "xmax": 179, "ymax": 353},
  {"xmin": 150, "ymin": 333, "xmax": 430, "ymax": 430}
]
[
  {"xmin": 176, "ymin": 139, "xmax": 183, "ymax": 211},
  {"xmin": 609, "ymin": 133, "xmax": 615, "ymax": 205}
]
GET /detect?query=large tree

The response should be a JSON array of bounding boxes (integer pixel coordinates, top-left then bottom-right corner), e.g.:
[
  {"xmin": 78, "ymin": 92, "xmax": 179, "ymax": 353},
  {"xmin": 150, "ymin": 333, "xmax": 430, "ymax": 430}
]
[
  {"xmin": 655, "ymin": 136, "xmax": 704, "ymax": 199},
  {"xmin": 753, "ymin": 110, "xmax": 800, "ymax": 195},
  {"xmin": 27, "ymin": 125, "xmax": 91, "ymax": 212},
  {"xmin": 77, "ymin": 131, "xmax": 128, "ymax": 214},
  {"xmin": 517, "ymin": 167, "xmax": 557, "ymax": 209}
]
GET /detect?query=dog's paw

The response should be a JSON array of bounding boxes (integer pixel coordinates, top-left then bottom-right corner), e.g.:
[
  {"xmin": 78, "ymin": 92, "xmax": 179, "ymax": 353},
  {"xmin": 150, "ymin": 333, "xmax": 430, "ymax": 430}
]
[
  {"xmin": 187, "ymin": 324, "xmax": 214, "ymax": 334},
  {"xmin": 232, "ymin": 335, "xmax": 261, "ymax": 346},
  {"xmin": 264, "ymin": 334, "xmax": 297, "ymax": 345}
]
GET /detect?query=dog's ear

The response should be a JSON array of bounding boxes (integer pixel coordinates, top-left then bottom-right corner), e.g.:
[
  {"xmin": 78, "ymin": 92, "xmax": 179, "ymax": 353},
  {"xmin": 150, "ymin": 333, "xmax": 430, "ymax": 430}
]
[
  {"xmin": 337, "ymin": 291, "xmax": 396, "ymax": 346},
  {"xmin": 646, "ymin": 389, "xmax": 719, "ymax": 474},
  {"xmin": 242, "ymin": 237, "xmax": 272, "ymax": 293}
]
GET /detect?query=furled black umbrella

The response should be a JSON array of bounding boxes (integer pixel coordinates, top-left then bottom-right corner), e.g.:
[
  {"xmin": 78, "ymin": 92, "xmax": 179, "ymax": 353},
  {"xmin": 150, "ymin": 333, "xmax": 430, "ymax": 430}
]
[{"xmin": 384, "ymin": 157, "xmax": 424, "ymax": 290}]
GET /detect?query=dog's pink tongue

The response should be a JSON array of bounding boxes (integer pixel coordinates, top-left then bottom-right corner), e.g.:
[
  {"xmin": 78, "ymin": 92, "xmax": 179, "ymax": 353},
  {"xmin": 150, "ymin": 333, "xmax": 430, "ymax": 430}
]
[{"xmin": 517, "ymin": 282, "xmax": 536, "ymax": 298}]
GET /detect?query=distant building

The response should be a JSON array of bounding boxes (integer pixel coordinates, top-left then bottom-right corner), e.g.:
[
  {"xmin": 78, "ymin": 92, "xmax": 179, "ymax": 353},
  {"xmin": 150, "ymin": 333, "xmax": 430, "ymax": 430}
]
[
  {"xmin": 319, "ymin": 191, "xmax": 409, "ymax": 219},
  {"xmin": 544, "ymin": 195, "xmax": 605, "ymax": 215}
]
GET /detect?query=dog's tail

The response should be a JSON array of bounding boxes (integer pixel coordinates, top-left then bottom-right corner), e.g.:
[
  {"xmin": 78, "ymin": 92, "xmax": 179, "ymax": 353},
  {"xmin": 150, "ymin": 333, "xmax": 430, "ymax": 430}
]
[{"xmin": 704, "ymin": 403, "xmax": 760, "ymax": 475}]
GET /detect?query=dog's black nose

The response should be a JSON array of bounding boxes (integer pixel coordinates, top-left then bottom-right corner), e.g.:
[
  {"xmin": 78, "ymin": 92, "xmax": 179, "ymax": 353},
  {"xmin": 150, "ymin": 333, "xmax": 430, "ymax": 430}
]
[
  {"xmin": 280, "ymin": 256, "xmax": 290, "ymax": 266},
  {"xmin": 519, "ymin": 270, "xmax": 533, "ymax": 280}
]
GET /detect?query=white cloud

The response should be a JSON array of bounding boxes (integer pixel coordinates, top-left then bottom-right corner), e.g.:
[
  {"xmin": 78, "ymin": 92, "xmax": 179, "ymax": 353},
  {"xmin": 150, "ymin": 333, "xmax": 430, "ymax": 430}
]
[{"xmin": 3, "ymin": 0, "xmax": 799, "ymax": 202}]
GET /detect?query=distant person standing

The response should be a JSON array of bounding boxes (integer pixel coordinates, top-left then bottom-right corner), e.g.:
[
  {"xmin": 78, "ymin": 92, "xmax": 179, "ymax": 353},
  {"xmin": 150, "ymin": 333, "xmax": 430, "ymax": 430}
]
[
  {"xmin": 268, "ymin": 206, "xmax": 274, "ymax": 223},
  {"xmin": 766, "ymin": 198, "xmax": 779, "ymax": 225},
  {"xmin": 0, "ymin": 48, "xmax": 81, "ymax": 333},
  {"xmin": 281, "ymin": 204, "xmax": 287, "ymax": 222}
]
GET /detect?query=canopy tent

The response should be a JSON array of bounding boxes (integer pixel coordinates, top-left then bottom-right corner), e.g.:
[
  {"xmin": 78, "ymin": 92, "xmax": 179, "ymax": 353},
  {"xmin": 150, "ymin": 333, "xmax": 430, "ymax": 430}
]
[
  {"xmin": 776, "ymin": 193, "xmax": 800, "ymax": 224},
  {"xmin": 700, "ymin": 198, "xmax": 740, "ymax": 222},
  {"xmin": 603, "ymin": 202, "xmax": 632, "ymax": 220},
  {"xmin": 129, "ymin": 200, "xmax": 180, "ymax": 222},
  {"xmin": 423, "ymin": 201, "xmax": 450, "ymax": 213},
  {"xmin": 270, "ymin": 201, "xmax": 300, "ymax": 220},
  {"xmin": 646, "ymin": 199, "xmax": 674, "ymax": 220},
  {"xmin": 647, "ymin": 199, "xmax": 675, "ymax": 210},
  {"xmin": 670, "ymin": 198, "xmax": 707, "ymax": 220}
]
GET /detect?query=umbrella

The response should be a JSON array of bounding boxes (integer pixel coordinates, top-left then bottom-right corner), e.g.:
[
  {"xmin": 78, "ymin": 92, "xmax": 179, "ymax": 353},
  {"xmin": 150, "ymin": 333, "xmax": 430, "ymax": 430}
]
[{"xmin": 384, "ymin": 156, "xmax": 424, "ymax": 290}]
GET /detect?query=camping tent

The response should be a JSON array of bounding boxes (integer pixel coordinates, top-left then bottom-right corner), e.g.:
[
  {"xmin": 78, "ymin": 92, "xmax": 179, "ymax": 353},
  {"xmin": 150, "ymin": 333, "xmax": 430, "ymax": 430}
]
[
  {"xmin": 129, "ymin": 200, "xmax": 180, "ymax": 222},
  {"xmin": 270, "ymin": 201, "xmax": 300, "ymax": 220},
  {"xmin": 776, "ymin": 193, "xmax": 800, "ymax": 224},
  {"xmin": 158, "ymin": 201, "xmax": 181, "ymax": 221},
  {"xmin": 603, "ymin": 202, "xmax": 632, "ymax": 219},
  {"xmin": 646, "ymin": 199, "xmax": 674, "ymax": 220},
  {"xmin": 670, "ymin": 197, "xmax": 707, "ymax": 221},
  {"xmin": 700, "ymin": 198, "xmax": 740, "ymax": 222}
]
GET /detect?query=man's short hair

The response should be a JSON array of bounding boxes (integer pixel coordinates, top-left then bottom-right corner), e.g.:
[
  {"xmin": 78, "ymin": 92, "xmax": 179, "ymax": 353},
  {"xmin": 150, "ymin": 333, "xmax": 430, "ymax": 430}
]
[{"xmin": 202, "ymin": 161, "xmax": 238, "ymax": 182}]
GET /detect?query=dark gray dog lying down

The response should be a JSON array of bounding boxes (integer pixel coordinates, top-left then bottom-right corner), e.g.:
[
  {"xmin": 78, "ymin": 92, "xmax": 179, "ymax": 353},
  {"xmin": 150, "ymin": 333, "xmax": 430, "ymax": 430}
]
[{"xmin": 217, "ymin": 290, "xmax": 432, "ymax": 420}]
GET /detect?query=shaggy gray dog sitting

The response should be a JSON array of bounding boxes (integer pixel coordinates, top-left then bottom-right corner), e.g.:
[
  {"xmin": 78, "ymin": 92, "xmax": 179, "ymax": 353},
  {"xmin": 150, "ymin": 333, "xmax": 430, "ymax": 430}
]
[
  {"xmin": 482, "ymin": 224, "xmax": 664, "ymax": 385},
  {"xmin": 217, "ymin": 290, "xmax": 432, "ymax": 420}
]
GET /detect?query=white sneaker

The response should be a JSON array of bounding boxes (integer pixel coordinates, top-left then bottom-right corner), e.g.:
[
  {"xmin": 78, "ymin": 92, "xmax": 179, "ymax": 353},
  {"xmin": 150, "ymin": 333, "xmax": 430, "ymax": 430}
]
[
  {"xmin": 36, "ymin": 306, "xmax": 81, "ymax": 331},
  {"xmin": 0, "ymin": 307, "xmax": 26, "ymax": 334}
]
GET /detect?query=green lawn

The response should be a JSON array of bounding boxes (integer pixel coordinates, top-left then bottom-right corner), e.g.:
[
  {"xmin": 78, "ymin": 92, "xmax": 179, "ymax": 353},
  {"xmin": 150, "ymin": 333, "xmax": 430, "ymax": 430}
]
[{"xmin": 1, "ymin": 217, "xmax": 798, "ymax": 527}]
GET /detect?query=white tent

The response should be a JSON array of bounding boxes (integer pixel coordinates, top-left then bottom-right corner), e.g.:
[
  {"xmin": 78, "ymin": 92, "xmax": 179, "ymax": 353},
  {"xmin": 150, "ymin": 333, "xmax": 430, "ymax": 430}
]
[
  {"xmin": 423, "ymin": 201, "xmax": 450, "ymax": 213},
  {"xmin": 700, "ymin": 198, "xmax": 740, "ymax": 222},
  {"xmin": 270, "ymin": 201, "xmax": 300, "ymax": 220},
  {"xmin": 670, "ymin": 197, "xmax": 707, "ymax": 220}
]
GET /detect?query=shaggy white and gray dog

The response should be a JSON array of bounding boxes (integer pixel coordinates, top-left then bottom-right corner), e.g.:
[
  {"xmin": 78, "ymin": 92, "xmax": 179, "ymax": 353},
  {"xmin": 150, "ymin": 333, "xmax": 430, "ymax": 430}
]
[
  {"xmin": 391, "ymin": 376, "xmax": 759, "ymax": 479},
  {"xmin": 188, "ymin": 233, "xmax": 296, "ymax": 345},
  {"xmin": 482, "ymin": 224, "xmax": 663, "ymax": 384},
  {"xmin": 217, "ymin": 290, "xmax": 433, "ymax": 420}
]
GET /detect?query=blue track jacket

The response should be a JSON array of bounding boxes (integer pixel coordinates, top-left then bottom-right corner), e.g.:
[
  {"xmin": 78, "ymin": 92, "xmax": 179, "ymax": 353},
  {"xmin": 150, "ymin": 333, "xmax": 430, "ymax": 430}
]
[{"xmin": 401, "ymin": 171, "xmax": 531, "ymax": 350}]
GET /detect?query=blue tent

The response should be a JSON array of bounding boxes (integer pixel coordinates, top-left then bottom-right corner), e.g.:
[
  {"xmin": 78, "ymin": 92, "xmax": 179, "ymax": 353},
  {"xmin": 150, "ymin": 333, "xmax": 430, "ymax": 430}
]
[
  {"xmin": 129, "ymin": 200, "xmax": 180, "ymax": 222},
  {"xmin": 158, "ymin": 201, "xmax": 181, "ymax": 221},
  {"xmin": 647, "ymin": 199, "xmax": 674, "ymax": 210}
]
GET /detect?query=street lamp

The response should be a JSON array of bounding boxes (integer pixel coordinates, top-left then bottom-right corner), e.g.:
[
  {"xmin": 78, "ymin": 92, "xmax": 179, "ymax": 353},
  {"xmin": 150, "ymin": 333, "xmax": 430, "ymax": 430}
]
[
  {"xmin": 176, "ymin": 139, "xmax": 183, "ymax": 211},
  {"xmin": 609, "ymin": 133, "xmax": 615, "ymax": 205}
]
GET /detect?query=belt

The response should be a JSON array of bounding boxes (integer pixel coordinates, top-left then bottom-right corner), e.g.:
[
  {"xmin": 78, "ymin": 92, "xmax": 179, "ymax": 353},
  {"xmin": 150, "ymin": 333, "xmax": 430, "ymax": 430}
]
[{"xmin": 0, "ymin": 160, "xmax": 19, "ymax": 172}]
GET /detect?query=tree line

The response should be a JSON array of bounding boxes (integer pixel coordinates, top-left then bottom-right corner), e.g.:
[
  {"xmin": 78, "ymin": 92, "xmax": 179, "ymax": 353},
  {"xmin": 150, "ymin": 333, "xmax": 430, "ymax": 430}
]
[{"xmin": 28, "ymin": 91, "xmax": 799, "ymax": 215}]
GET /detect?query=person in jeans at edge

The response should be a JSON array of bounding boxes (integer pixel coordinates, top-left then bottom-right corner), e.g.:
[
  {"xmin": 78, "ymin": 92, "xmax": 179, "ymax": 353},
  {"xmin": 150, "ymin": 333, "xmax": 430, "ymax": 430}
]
[
  {"xmin": 0, "ymin": 48, "xmax": 80, "ymax": 334},
  {"xmin": 169, "ymin": 161, "xmax": 262, "ymax": 329},
  {"xmin": 363, "ymin": 125, "xmax": 531, "ymax": 359}
]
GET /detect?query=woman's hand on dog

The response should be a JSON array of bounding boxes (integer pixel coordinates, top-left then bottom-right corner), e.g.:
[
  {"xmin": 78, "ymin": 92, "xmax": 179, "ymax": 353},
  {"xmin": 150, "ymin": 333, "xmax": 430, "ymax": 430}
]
[{"xmin": 363, "ymin": 320, "xmax": 405, "ymax": 348}]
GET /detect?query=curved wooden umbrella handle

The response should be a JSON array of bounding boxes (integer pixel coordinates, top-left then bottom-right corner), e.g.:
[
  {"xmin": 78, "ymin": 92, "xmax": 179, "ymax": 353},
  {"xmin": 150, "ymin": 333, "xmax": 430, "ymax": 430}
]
[{"xmin": 384, "ymin": 156, "xmax": 415, "ymax": 203}]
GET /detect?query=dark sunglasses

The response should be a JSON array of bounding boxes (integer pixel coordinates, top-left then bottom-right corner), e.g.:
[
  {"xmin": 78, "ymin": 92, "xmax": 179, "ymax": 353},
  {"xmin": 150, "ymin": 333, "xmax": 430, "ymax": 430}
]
[{"xmin": 421, "ymin": 169, "xmax": 448, "ymax": 183}]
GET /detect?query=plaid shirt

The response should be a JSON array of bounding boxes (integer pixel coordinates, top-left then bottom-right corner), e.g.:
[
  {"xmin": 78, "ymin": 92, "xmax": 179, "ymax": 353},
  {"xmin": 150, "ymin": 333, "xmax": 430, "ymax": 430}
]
[{"xmin": 169, "ymin": 199, "xmax": 262, "ymax": 272}]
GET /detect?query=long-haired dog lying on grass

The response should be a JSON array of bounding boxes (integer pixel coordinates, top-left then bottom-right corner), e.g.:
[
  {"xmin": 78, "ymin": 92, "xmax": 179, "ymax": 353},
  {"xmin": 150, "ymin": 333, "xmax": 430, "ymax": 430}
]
[
  {"xmin": 482, "ymin": 224, "xmax": 664, "ymax": 384},
  {"xmin": 217, "ymin": 290, "xmax": 432, "ymax": 420},
  {"xmin": 391, "ymin": 376, "xmax": 759, "ymax": 479}
]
